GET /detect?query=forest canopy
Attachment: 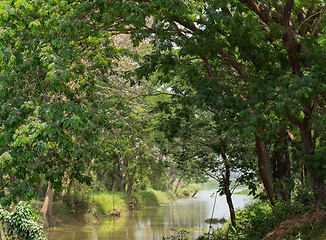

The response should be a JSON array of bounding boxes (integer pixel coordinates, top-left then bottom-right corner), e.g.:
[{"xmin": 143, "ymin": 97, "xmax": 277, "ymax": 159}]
[{"xmin": 0, "ymin": 0, "xmax": 326, "ymax": 231}]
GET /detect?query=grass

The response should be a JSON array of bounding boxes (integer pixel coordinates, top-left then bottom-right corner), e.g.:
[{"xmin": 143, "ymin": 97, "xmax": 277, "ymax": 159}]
[
  {"xmin": 93, "ymin": 192, "xmax": 129, "ymax": 213},
  {"xmin": 30, "ymin": 183, "xmax": 203, "ymax": 228},
  {"xmin": 140, "ymin": 188, "xmax": 177, "ymax": 206},
  {"xmin": 134, "ymin": 189, "xmax": 160, "ymax": 208},
  {"xmin": 234, "ymin": 188, "xmax": 251, "ymax": 195},
  {"xmin": 202, "ymin": 179, "xmax": 219, "ymax": 190},
  {"xmin": 175, "ymin": 184, "xmax": 201, "ymax": 198},
  {"xmin": 92, "ymin": 184, "xmax": 202, "ymax": 215}
]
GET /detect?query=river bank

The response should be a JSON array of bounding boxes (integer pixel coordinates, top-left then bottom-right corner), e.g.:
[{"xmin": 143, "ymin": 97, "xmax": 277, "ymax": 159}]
[
  {"xmin": 45, "ymin": 188, "xmax": 253, "ymax": 240},
  {"xmin": 33, "ymin": 184, "xmax": 202, "ymax": 228}
]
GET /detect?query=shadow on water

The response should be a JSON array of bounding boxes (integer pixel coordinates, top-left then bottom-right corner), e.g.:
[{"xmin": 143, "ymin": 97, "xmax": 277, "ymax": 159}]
[{"xmin": 46, "ymin": 189, "xmax": 252, "ymax": 240}]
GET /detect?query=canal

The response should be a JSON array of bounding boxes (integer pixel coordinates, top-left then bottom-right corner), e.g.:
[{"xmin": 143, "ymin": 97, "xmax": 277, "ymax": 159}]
[{"xmin": 46, "ymin": 189, "xmax": 252, "ymax": 240}]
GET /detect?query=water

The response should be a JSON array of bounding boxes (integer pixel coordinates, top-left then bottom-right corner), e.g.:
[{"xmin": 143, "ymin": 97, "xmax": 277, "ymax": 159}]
[{"xmin": 46, "ymin": 189, "xmax": 252, "ymax": 240}]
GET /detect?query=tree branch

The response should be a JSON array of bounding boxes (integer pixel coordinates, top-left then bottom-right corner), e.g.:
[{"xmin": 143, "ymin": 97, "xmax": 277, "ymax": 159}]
[
  {"xmin": 281, "ymin": 0, "xmax": 302, "ymax": 75},
  {"xmin": 240, "ymin": 0, "xmax": 271, "ymax": 23}
]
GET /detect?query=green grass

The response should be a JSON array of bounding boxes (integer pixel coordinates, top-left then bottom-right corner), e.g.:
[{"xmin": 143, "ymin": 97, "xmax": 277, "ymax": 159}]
[
  {"xmin": 93, "ymin": 192, "xmax": 129, "ymax": 213},
  {"xmin": 144, "ymin": 188, "xmax": 177, "ymax": 205},
  {"xmin": 202, "ymin": 179, "xmax": 219, "ymax": 190},
  {"xmin": 31, "ymin": 184, "xmax": 204, "ymax": 228},
  {"xmin": 134, "ymin": 189, "xmax": 160, "ymax": 208},
  {"xmin": 93, "ymin": 184, "xmax": 202, "ymax": 214},
  {"xmin": 234, "ymin": 188, "xmax": 251, "ymax": 195},
  {"xmin": 175, "ymin": 184, "xmax": 201, "ymax": 198}
]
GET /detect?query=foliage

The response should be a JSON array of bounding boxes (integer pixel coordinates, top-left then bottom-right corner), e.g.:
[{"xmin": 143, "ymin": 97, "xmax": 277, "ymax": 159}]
[
  {"xmin": 62, "ymin": 183, "xmax": 93, "ymax": 215},
  {"xmin": 0, "ymin": 0, "xmax": 116, "ymax": 205},
  {"xmin": 117, "ymin": 0, "xmax": 326, "ymax": 208},
  {"xmin": 235, "ymin": 201, "xmax": 276, "ymax": 240},
  {"xmin": 292, "ymin": 181, "xmax": 317, "ymax": 206},
  {"xmin": 134, "ymin": 190, "xmax": 160, "ymax": 208},
  {"xmin": 93, "ymin": 192, "xmax": 129, "ymax": 214},
  {"xmin": 91, "ymin": 48, "xmax": 166, "ymax": 194},
  {"xmin": 175, "ymin": 184, "xmax": 201, "ymax": 198},
  {"xmin": 0, "ymin": 201, "xmax": 46, "ymax": 240}
]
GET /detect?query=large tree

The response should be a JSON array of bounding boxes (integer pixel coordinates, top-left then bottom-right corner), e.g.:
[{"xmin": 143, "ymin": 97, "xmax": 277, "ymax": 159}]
[
  {"xmin": 0, "ymin": 0, "xmax": 119, "ymax": 221},
  {"xmin": 109, "ymin": 0, "xmax": 326, "ymax": 209}
]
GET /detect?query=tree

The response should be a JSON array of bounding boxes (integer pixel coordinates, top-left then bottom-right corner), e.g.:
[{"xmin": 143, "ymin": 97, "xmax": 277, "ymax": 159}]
[
  {"xmin": 0, "ymin": 0, "xmax": 118, "ymax": 225},
  {"xmin": 111, "ymin": 0, "xmax": 326, "ymax": 209},
  {"xmin": 155, "ymin": 95, "xmax": 257, "ymax": 228}
]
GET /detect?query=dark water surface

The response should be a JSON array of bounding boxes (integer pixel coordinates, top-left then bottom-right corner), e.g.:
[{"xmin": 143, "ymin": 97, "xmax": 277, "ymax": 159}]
[{"xmin": 46, "ymin": 189, "xmax": 252, "ymax": 240}]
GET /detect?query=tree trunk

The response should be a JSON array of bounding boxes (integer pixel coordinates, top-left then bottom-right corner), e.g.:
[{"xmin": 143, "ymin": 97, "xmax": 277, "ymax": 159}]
[
  {"xmin": 111, "ymin": 169, "xmax": 126, "ymax": 192},
  {"xmin": 299, "ymin": 117, "xmax": 326, "ymax": 210},
  {"xmin": 270, "ymin": 128, "xmax": 291, "ymax": 201},
  {"xmin": 127, "ymin": 181, "xmax": 133, "ymax": 196},
  {"xmin": 173, "ymin": 170, "xmax": 187, "ymax": 193},
  {"xmin": 166, "ymin": 169, "xmax": 175, "ymax": 192},
  {"xmin": 224, "ymin": 164, "xmax": 236, "ymax": 228},
  {"xmin": 40, "ymin": 182, "xmax": 55, "ymax": 227},
  {"xmin": 255, "ymin": 135, "xmax": 276, "ymax": 206},
  {"xmin": 112, "ymin": 180, "xmax": 117, "ymax": 192},
  {"xmin": 168, "ymin": 177, "xmax": 176, "ymax": 191},
  {"xmin": 220, "ymin": 145, "xmax": 236, "ymax": 228},
  {"xmin": 61, "ymin": 172, "xmax": 68, "ymax": 198},
  {"xmin": 118, "ymin": 180, "xmax": 126, "ymax": 192}
]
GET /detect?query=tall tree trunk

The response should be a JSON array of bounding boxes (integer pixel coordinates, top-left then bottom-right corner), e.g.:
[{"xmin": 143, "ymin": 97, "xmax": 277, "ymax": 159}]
[
  {"xmin": 61, "ymin": 172, "xmax": 68, "ymax": 198},
  {"xmin": 166, "ymin": 169, "xmax": 175, "ymax": 192},
  {"xmin": 224, "ymin": 164, "xmax": 236, "ymax": 228},
  {"xmin": 118, "ymin": 180, "xmax": 126, "ymax": 192},
  {"xmin": 111, "ymin": 169, "xmax": 126, "ymax": 192},
  {"xmin": 112, "ymin": 180, "xmax": 117, "ymax": 192},
  {"xmin": 299, "ymin": 117, "xmax": 326, "ymax": 210},
  {"xmin": 220, "ymin": 145, "xmax": 236, "ymax": 228},
  {"xmin": 270, "ymin": 128, "xmax": 291, "ymax": 201},
  {"xmin": 127, "ymin": 181, "xmax": 133, "ymax": 196},
  {"xmin": 168, "ymin": 177, "xmax": 176, "ymax": 191},
  {"xmin": 40, "ymin": 182, "xmax": 55, "ymax": 227},
  {"xmin": 173, "ymin": 170, "xmax": 187, "ymax": 193},
  {"xmin": 255, "ymin": 135, "xmax": 276, "ymax": 206}
]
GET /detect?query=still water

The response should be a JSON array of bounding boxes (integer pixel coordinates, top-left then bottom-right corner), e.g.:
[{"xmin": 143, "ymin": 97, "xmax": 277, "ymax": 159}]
[{"xmin": 46, "ymin": 190, "xmax": 252, "ymax": 240}]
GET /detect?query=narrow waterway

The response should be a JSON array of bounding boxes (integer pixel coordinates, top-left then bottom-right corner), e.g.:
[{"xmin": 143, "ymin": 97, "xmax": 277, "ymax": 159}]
[{"xmin": 46, "ymin": 189, "xmax": 252, "ymax": 240}]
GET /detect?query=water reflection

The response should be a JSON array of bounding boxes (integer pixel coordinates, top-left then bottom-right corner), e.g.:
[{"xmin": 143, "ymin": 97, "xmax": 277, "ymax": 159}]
[{"xmin": 46, "ymin": 190, "xmax": 252, "ymax": 240}]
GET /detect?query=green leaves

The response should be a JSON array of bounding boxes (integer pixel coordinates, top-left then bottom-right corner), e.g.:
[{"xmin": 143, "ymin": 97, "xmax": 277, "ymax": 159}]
[
  {"xmin": 0, "ymin": 0, "xmax": 127, "ymax": 205},
  {"xmin": 0, "ymin": 201, "xmax": 46, "ymax": 240}
]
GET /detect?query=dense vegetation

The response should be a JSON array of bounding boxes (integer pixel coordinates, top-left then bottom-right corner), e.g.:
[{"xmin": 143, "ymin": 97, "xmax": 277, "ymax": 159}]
[{"xmin": 0, "ymin": 0, "xmax": 326, "ymax": 239}]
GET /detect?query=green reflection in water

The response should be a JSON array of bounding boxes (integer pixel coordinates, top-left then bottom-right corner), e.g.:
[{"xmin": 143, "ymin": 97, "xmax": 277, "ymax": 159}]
[{"xmin": 45, "ymin": 190, "xmax": 252, "ymax": 240}]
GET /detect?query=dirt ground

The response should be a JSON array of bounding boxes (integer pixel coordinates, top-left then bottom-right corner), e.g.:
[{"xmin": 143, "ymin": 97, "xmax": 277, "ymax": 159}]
[{"xmin": 263, "ymin": 210, "xmax": 326, "ymax": 240}]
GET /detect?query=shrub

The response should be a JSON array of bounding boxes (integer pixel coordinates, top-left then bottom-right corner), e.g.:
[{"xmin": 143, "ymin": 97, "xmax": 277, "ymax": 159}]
[
  {"xmin": 292, "ymin": 181, "xmax": 316, "ymax": 206},
  {"xmin": 62, "ymin": 183, "xmax": 92, "ymax": 214},
  {"xmin": 236, "ymin": 201, "xmax": 276, "ymax": 240},
  {"xmin": 0, "ymin": 201, "xmax": 46, "ymax": 240}
]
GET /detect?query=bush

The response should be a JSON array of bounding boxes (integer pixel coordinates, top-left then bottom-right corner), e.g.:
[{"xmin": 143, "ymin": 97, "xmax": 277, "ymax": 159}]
[
  {"xmin": 62, "ymin": 183, "xmax": 93, "ymax": 214},
  {"xmin": 0, "ymin": 201, "xmax": 46, "ymax": 240},
  {"xmin": 134, "ymin": 190, "xmax": 160, "ymax": 208},
  {"xmin": 292, "ymin": 181, "xmax": 316, "ymax": 206},
  {"xmin": 235, "ymin": 201, "xmax": 276, "ymax": 240},
  {"xmin": 93, "ymin": 192, "xmax": 129, "ymax": 213}
]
